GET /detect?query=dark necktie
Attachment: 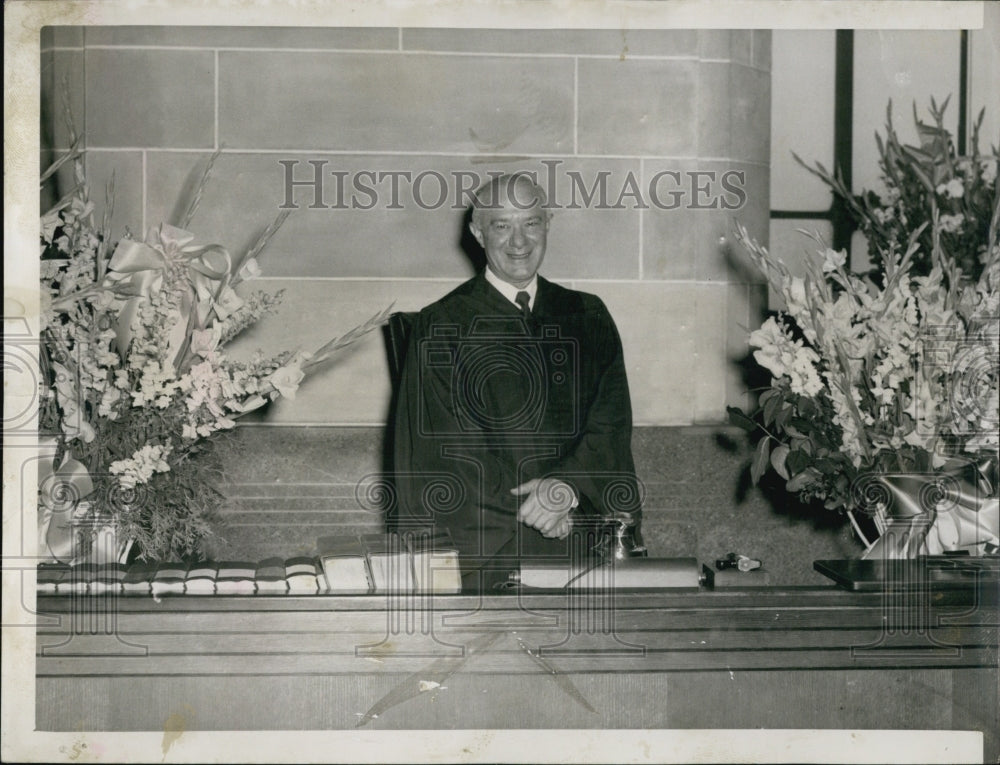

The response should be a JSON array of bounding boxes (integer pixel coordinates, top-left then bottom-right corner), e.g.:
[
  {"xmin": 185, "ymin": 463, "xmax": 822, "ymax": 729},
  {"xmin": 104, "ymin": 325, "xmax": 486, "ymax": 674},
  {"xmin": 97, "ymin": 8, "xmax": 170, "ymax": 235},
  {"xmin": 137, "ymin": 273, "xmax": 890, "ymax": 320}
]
[{"xmin": 515, "ymin": 291, "xmax": 531, "ymax": 321}]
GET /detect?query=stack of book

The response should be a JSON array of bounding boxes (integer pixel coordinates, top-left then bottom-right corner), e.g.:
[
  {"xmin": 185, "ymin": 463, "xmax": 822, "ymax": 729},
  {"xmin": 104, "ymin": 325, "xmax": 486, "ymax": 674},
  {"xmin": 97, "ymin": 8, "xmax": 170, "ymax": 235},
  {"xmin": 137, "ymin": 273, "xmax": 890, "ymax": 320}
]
[
  {"xmin": 317, "ymin": 530, "xmax": 461, "ymax": 594},
  {"xmin": 184, "ymin": 562, "xmax": 219, "ymax": 594},
  {"xmin": 36, "ymin": 563, "xmax": 70, "ymax": 594},
  {"xmin": 285, "ymin": 557, "xmax": 322, "ymax": 594},
  {"xmin": 122, "ymin": 562, "xmax": 157, "ymax": 595},
  {"xmin": 215, "ymin": 562, "xmax": 258, "ymax": 595},
  {"xmin": 151, "ymin": 562, "xmax": 188, "ymax": 597},
  {"xmin": 34, "ymin": 536, "xmax": 463, "ymax": 596},
  {"xmin": 409, "ymin": 529, "xmax": 462, "ymax": 593},
  {"xmin": 254, "ymin": 558, "xmax": 289, "ymax": 594},
  {"xmin": 91, "ymin": 563, "xmax": 127, "ymax": 595}
]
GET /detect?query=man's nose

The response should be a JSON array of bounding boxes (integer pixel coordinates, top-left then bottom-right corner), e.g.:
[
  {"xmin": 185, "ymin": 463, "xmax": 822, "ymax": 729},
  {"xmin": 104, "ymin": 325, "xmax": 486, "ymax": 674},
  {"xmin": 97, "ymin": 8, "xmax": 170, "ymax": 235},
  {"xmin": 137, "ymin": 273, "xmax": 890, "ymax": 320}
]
[{"xmin": 510, "ymin": 225, "xmax": 526, "ymax": 247}]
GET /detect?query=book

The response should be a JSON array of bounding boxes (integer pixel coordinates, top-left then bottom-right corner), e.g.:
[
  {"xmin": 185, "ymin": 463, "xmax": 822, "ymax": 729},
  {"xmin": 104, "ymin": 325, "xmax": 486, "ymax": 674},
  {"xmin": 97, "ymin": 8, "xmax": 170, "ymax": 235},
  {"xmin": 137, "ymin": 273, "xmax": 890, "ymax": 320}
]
[
  {"xmin": 151, "ymin": 561, "xmax": 189, "ymax": 596},
  {"xmin": 317, "ymin": 535, "xmax": 372, "ymax": 593},
  {"xmin": 362, "ymin": 533, "xmax": 415, "ymax": 593},
  {"xmin": 255, "ymin": 557, "xmax": 288, "ymax": 594},
  {"xmin": 518, "ymin": 557, "xmax": 702, "ymax": 590},
  {"xmin": 214, "ymin": 561, "xmax": 257, "ymax": 595},
  {"xmin": 184, "ymin": 562, "xmax": 219, "ymax": 594},
  {"xmin": 63, "ymin": 563, "xmax": 99, "ymax": 594},
  {"xmin": 90, "ymin": 563, "xmax": 127, "ymax": 595},
  {"xmin": 284, "ymin": 556, "xmax": 320, "ymax": 594},
  {"xmin": 121, "ymin": 561, "xmax": 157, "ymax": 595},
  {"xmin": 408, "ymin": 529, "xmax": 462, "ymax": 594},
  {"xmin": 37, "ymin": 563, "xmax": 70, "ymax": 594}
]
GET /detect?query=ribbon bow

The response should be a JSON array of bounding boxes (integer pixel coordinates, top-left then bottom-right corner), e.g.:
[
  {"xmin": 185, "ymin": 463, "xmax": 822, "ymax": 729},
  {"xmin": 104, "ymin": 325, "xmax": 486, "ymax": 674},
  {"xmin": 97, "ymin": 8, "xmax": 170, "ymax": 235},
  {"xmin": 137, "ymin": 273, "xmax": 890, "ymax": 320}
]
[
  {"xmin": 103, "ymin": 223, "xmax": 242, "ymax": 372},
  {"xmin": 863, "ymin": 456, "xmax": 999, "ymax": 559},
  {"xmin": 37, "ymin": 439, "xmax": 95, "ymax": 563}
]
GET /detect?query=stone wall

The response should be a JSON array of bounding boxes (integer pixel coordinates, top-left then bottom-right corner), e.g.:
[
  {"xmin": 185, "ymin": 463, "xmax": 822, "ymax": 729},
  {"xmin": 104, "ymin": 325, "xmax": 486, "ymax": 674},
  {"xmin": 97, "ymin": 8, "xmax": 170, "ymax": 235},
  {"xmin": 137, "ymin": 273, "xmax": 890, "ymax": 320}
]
[{"xmin": 41, "ymin": 25, "xmax": 771, "ymax": 426}]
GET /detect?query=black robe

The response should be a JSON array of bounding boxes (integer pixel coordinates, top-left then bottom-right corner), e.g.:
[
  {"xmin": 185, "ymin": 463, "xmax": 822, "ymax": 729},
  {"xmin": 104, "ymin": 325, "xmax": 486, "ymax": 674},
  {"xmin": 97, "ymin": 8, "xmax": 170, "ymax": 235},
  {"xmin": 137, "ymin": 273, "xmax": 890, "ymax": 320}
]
[{"xmin": 391, "ymin": 272, "xmax": 640, "ymax": 576}]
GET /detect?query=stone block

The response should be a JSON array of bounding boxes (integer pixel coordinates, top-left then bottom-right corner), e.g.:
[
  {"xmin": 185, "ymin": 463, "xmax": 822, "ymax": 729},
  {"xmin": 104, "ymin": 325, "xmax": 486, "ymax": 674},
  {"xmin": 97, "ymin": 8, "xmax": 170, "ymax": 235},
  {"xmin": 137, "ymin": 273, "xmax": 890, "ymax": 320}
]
[
  {"xmin": 581, "ymin": 282, "xmax": 729, "ymax": 425},
  {"xmin": 83, "ymin": 26, "xmax": 397, "ymax": 49},
  {"xmin": 224, "ymin": 278, "xmax": 459, "ymax": 425},
  {"xmin": 577, "ymin": 58, "xmax": 697, "ymax": 157},
  {"xmin": 218, "ymin": 51, "xmax": 573, "ymax": 153},
  {"xmin": 84, "ymin": 49, "xmax": 215, "ymax": 148},
  {"xmin": 641, "ymin": 160, "xmax": 768, "ymax": 282},
  {"xmin": 83, "ymin": 150, "xmax": 144, "ymax": 242},
  {"xmin": 41, "ymin": 49, "xmax": 84, "ymax": 151},
  {"xmin": 730, "ymin": 65, "xmax": 770, "ymax": 164},
  {"xmin": 402, "ymin": 28, "xmax": 698, "ymax": 57},
  {"xmin": 41, "ymin": 26, "xmax": 84, "ymax": 49},
  {"xmin": 145, "ymin": 152, "xmax": 641, "ymax": 280}
]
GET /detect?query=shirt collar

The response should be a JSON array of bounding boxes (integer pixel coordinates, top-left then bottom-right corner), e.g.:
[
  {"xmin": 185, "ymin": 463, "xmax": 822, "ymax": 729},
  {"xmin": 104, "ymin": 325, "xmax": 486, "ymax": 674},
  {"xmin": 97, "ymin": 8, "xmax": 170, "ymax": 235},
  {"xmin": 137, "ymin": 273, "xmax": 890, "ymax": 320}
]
[{"xmin": 484, "ymin": 267, "xmax": 538, "ymax": 309}]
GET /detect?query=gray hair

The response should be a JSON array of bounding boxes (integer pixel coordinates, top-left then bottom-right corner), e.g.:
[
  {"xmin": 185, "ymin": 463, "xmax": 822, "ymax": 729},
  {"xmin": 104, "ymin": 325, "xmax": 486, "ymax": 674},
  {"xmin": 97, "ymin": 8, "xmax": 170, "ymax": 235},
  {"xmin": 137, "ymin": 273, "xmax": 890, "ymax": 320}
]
[{"xmin": 470, "ymin": 173, "xmax": 550, "ymax": 229}]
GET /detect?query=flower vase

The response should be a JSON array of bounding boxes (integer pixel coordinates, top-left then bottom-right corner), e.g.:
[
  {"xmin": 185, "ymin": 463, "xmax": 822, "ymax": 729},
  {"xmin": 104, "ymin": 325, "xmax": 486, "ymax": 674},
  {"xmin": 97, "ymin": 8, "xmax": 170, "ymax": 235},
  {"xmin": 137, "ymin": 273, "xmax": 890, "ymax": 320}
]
[{"xmin": 855, "ymin": 460, "xmax": 999, "ymax": 560}]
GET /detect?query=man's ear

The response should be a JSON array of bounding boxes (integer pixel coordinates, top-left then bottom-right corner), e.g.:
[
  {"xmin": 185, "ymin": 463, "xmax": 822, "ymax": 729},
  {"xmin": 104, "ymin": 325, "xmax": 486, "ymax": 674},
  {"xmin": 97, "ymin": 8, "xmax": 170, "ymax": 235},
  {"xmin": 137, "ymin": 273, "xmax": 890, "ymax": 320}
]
[{"xmin": 469, "ymin": 220, "xmax": 485, "ymax": 248}]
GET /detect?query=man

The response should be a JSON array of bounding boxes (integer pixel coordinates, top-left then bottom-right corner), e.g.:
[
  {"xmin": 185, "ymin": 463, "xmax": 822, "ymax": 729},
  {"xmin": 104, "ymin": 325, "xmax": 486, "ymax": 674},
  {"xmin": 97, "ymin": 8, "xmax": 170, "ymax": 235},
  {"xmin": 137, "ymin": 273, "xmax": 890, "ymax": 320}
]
[{"xmin": 391, "ymin": 173, "xmax": 641, "ymax": 586}]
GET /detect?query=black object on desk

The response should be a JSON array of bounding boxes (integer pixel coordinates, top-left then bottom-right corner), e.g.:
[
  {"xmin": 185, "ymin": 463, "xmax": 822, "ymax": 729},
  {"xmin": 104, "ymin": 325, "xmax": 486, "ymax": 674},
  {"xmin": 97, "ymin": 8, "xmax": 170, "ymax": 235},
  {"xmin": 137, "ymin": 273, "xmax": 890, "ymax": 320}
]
[{"xmin": 814, "ymin": 555, "xmax": 1000, "ymax": 591}]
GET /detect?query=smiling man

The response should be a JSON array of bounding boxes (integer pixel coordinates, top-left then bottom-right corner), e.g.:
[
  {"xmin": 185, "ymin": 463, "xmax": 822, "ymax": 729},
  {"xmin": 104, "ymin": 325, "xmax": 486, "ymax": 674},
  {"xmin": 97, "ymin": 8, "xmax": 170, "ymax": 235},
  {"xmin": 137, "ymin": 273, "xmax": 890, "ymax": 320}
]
[{"xmin": 391, "ymin": 173, "xmax": 642, "ymax": 589}]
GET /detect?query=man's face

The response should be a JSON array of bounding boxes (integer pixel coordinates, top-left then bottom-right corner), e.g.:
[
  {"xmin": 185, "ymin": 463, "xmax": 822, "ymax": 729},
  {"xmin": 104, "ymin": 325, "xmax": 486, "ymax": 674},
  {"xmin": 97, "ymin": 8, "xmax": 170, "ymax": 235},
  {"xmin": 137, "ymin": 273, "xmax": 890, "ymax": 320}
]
[{"xmin": 470, "ymin": 189, "xmax": 549, "ymax": 289}]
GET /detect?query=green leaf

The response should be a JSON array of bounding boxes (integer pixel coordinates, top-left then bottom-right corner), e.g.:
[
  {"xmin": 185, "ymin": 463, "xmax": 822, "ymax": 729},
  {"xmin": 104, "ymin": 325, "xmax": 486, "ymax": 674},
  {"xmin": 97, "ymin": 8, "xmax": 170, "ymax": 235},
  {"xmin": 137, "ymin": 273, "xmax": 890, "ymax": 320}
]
[
  {"xmin": 770, "ymin": 444, "xmax": 791, "ymax": 480},
  {"xmin": 814, "ymin": 457, "xmax": 839, "ymax": 475},
  {"xmin": 784, "ymin": 423, "xmax": 806, "ymax": 439},
  {"xmin": 750, "ymin": 437, "xmax": 771, "ymax": 485},
  {"xmin": 798, "ymin": 397, "xmax": 817, "ymax": 418},
  {"xmin": 786, "ymin": 448, "xmax": 812, "ymax": 475},
  {"xmin": 790, "ymin": 436, "xmax": 813, "ymax": 455},
  {"xmin": 758, "ymin": 388, "xmax": 779, "ymax": 407},
  {"xmin": 775, "ymin": 405, "xmax": 793, "ymax": 429},
  {"xmin": 763, "ymin": 394, "xmax": 781, "ymax": 426},
  {"xmin": 726, "ymin": 406, "xmax": 758, "ymax": 432}
]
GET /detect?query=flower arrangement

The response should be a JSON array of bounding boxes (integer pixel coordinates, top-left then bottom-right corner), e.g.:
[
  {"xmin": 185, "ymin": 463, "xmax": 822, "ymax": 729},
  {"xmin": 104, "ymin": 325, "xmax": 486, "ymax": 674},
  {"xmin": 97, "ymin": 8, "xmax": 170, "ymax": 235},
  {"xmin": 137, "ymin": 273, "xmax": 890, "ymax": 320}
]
[
  {"xmin": 796, "ymin": 97, "xmax": 999, "ymax": 282},
  {"xmin": 729, "ymin": 214, "xmax": 998, "ymax": 557},
  {"xmin": 38, "ymin": 145, "xmax": 392, "ymax": 562}
]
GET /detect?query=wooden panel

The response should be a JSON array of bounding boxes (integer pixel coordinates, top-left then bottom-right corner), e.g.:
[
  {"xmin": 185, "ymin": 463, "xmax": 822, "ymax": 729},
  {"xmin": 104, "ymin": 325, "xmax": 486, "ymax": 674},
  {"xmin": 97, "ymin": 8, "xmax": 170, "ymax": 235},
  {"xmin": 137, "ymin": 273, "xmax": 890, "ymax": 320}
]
[
  {"xmin": 36, "ymin": 669, "xmax": 978, "ymax": 733},
  {"xmin": 35, "ymin": 586, "xmax": 999, "ymax": 762}
]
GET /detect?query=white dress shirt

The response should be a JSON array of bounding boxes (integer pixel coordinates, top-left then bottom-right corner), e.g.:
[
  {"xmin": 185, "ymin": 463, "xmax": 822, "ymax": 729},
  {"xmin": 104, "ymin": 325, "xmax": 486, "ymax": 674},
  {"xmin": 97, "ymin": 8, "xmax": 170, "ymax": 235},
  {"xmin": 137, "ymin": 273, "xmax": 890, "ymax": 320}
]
[{"xmin": 484, "ymin": 267, "xmax": 538, "ymax": 310}]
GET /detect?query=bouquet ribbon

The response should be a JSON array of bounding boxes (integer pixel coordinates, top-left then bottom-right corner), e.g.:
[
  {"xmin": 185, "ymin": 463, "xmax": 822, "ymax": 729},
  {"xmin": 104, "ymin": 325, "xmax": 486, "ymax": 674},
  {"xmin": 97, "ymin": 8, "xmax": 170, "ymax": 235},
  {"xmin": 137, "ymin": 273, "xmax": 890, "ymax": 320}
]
[
  {"xmin": 863, "ymin": 456, "xmax": 999, "ymax": 559},
  {"xmin": 37, "ymin": 438, "xmax": 95, "ymax": 563},
  {"xmin": 103, "ymin": 223, "xmax": 242, "ymax": 371}
]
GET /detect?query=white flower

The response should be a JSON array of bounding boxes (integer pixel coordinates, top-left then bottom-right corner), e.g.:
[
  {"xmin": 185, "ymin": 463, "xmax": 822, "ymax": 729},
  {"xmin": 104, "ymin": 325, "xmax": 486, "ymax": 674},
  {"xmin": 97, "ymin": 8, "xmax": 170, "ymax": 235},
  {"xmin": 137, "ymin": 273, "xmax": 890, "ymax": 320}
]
[
  {"xmin": 190, "ymin": 326, "xmax": 221, "ymax": 360},
  {"xmin": 264, "ymin": 361, "xmax": 306, "ymax": 400},
  {"xmin": 214, "ymin": 286, "xmax": 244, "ymax": 320},
  {"xmin": 749, "ymin": 317, "xmax": 790, "ymax": 378},
  {"xmin": 880, "ymin": 187, "xmax": 901, "ymax": 206},
  {"xmin": 936, "ymin": 178, "xmax": 964, "ymax": 199},
  {"xmin": 109, "ymin": 443, "xmax": 172, "ymax": 488},
  {"xmin": 939, "ymin": 213, "xmax": 965, "ymax": 234},
  {"xmin": 981, "ymin": 158, "xmax": 998, "ymax": 186},
  {"xmin": 237, "ymin": 257, "xmax": 261, "ymax": 281},
  {"xmin": 821, "ymin": 248, "xmax": 847, "ymax": 273},
  {"xmin": 787, "ymin": 350, "xmax": 824, "ymax": 397}
]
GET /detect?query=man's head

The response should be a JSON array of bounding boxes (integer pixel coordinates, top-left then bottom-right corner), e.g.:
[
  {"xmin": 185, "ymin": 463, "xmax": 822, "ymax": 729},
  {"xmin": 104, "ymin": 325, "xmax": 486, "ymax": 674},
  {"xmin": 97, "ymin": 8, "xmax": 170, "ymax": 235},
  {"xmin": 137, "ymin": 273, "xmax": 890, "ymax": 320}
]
[{"xmin": 469, "ymin": 174, "xmax": 551, "ymax": 289}]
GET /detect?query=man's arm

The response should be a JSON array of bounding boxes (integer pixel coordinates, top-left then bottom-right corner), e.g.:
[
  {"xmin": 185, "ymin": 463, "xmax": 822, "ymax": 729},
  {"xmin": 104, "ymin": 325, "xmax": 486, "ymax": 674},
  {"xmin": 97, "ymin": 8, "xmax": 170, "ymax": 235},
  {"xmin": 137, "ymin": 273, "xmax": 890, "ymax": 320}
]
[{"xmin": 551, "ymin": 299, "xmax": 641, "ymax": 521}]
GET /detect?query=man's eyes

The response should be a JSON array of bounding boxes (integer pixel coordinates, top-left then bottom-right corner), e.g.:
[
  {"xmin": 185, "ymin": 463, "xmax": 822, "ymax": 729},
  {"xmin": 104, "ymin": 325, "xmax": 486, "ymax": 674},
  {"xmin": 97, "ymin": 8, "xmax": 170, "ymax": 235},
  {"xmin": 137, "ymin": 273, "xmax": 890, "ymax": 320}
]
[{"xmin": 491, "ymin": 218, "xmax": 541, "ymax": 231}]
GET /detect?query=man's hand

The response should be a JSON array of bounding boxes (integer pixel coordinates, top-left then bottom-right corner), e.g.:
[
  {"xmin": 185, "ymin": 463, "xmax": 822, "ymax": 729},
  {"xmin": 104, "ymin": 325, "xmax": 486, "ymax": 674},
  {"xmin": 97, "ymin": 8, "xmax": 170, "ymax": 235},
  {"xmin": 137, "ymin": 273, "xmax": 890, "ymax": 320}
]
[{"xmin": 510, "ymin": 478, "xmax": 576, "ymax": 539}]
